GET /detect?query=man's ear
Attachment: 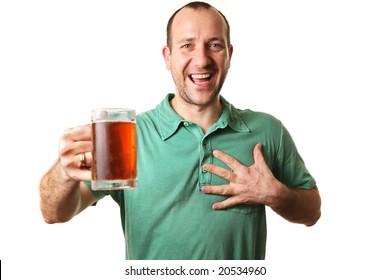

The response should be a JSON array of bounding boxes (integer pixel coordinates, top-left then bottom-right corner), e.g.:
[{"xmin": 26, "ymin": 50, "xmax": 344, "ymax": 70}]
[
  {"xmin": 162, "ymin": 46, "xmax": 171, "ymax": 70},
  {"xmin": 227, "ymin": 44, "xmax": 233, "ymax": 68}
]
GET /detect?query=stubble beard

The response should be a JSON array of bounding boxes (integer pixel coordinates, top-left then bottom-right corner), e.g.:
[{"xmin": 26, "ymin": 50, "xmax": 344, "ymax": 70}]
[{"xmin": 178, "ymin": 85, "xmax": 221, "ymax": 107}]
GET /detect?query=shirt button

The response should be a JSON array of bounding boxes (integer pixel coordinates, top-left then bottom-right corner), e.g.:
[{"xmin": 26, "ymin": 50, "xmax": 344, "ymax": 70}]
[
  {"xmin": 202, "ymin": 139, "xmax": 207, "ymax": 145},
  {"xmin": 183, "ymin": 122, "xmax": 189, "ymax": 126}
]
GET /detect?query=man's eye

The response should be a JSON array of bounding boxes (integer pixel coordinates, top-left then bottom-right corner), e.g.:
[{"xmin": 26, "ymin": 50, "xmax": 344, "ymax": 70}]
[
  {"xmin": 211, "ymin": 43, "xmax": 223, "ymax": 49},
  {"xmin": 182, "ymin": 44, "xmax": 191, "ymax": 49}
]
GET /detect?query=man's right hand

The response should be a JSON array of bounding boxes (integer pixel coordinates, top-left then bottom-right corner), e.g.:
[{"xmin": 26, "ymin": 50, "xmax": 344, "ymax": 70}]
[
  {"xmin": 39, "ymin": 124, "xmax": 97, "ymax": 224},
  {"xmin": 58, "ymin": 124, "xmax": 93, "ymax": 182}
]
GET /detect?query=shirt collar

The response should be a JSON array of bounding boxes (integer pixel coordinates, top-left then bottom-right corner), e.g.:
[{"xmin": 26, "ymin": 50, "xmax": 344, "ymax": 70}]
[{"xmin": 156, "ymin": 94, "xmax": 250, "ymax": 141}]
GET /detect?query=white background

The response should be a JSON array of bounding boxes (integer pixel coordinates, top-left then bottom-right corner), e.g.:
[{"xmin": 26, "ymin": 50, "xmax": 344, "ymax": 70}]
[{"xmin": 1, "ymin": 0, "xmax": 389, "ymax": 279}]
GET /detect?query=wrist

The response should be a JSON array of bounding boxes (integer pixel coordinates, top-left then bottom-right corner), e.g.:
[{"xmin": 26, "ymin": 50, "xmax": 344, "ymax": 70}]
[{"xmin": 268, "ymin": 182, "xmax": 292, "ymax": 213}]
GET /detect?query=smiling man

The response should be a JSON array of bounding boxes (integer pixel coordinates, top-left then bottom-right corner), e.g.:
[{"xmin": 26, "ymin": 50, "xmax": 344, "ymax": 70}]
[
  {"xmin": 40, "ymin": 1, "xmax": 321, "ymax": 260},
  {"xmin": 163, "ymin": 4, "xmax": 232, "ymax": 133}
]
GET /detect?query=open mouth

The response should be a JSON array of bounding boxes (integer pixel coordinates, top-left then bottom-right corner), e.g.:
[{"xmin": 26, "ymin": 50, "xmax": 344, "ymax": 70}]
[{"xmin": 189, "ymin": 73, "xmax": 213, "ymax": 85}]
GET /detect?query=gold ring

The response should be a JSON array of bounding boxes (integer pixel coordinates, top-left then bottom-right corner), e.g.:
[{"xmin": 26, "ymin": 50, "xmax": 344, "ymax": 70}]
[{"xmin": 79, "ymin": 153, "xmax": 87, "ymax": 168}]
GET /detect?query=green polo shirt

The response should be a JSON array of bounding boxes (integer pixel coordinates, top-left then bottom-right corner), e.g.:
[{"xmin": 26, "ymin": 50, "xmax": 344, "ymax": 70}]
[{"xmin": 87, "ymin": 94, "xmax": 316, "ymax": 260}]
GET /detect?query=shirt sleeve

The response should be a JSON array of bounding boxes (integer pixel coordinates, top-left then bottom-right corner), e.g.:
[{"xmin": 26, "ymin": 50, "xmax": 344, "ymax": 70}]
[
  {"xmin": 273, "ymin": 124, "xmax": 317, "ymax": 190},
  {"xmin": 83, "ymin": 181, "xmax": 109, "ymax": 201}
]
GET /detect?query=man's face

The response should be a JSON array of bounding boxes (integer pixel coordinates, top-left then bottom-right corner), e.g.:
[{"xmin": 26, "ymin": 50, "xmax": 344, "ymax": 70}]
[{"xmin": 163, "ymin": 7, "xmax": 233, "ymax": 108}]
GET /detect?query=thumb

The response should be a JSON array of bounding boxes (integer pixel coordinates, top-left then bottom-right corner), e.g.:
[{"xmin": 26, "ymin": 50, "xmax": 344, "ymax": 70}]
[{"xmin": 253, "ymin": 143, "xmax": 267, "ymax": 166}]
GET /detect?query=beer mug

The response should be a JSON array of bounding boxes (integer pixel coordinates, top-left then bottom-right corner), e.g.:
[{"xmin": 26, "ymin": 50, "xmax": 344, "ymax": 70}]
[{"xmin": 91, "ymin": 108, "xmax": 137, "ymax": 190}]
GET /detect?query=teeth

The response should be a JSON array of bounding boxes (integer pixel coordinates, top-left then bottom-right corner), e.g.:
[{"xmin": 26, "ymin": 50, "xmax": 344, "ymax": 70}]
[{"xmin": 191, "ymin": 74, "xmax": 211, "ymax": 79}]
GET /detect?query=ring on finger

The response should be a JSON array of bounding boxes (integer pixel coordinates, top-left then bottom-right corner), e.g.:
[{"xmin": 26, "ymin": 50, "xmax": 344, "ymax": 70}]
[{"xmin": 79, "ymin": 152, "xmax": 87, "ymax": 168}]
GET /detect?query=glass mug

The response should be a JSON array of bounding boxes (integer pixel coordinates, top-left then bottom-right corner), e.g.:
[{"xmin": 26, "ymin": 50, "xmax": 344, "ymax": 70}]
[{"xmin": 91, "ymin": 108, "xmax": 137, "ymax": 190}]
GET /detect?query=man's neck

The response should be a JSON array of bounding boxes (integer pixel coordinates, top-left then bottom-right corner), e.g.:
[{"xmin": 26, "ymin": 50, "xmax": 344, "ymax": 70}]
[{"xmin": 170, "ymin": 95, "xmax": 223, "ymax": 133}]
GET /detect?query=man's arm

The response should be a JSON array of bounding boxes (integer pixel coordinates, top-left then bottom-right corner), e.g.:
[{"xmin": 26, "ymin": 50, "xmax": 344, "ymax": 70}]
[
  {"xmin": 39, "ymin": 125, "xmax": 96, "ymax": 224},
  {"xmin": 201, "ymin": 144, "xmax": 321, "ymax": 226},
  {"xmin": 266, "ymin": 184, "xmax": 321, "ymax": 226},
  {"xmin": 40, "ymin": 158, "xmax": 97, "ymax": 224}
]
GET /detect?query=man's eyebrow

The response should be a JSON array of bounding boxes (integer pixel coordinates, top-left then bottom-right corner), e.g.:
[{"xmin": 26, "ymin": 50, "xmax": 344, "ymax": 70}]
[
  {"xmin": 177, "ymin": 38, "xmax": 196, "ymax": 44},
  {"xmin": 177, "ymin": 37, "xmax": 225, "ymax": 44},
  {"xmin": 209, "ymin": 37, "xmax": 224, "ymax": 41}
]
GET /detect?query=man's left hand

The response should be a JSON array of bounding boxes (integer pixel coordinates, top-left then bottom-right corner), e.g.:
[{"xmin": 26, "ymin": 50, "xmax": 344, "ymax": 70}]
[{"xmin": 201, "ymin": 144, "xmax": 284, "ymax": 210}]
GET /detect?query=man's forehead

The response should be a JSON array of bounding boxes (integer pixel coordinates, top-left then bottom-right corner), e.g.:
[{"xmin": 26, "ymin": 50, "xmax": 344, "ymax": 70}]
[
  {"xmin": 173, "ymin": 7, "xmax": 225, "ymax": 27},
  {"xmin": 171, "ymin": 7, "xmax": 228, "ymax": 37}
]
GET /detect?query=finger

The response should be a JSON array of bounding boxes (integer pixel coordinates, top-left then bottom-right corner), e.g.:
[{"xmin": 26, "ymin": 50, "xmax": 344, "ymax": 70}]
[
  {"xmin": 59, "ymin": 125, "xmax": 92, "ymax": 157},
  {"xmin": 62, "ymin": 124, "xmax": 91, "ymax": 142},
  {"xmin": 60, "ymin": 154, "xmax": 92, "ymax": 182},
  {"xmin": 212, "ymin": 196, "xmax": 243, "ymax": 210},
  {"xmin": 59, "ymin": 139, "xmax": 92, "ymax": 159},
  {"xmin": 201, "ymin": 184, "xmax": 234, "ymax": 196},
  {"xmin": 66, "ymin": 165, "xmax": 92, "ymax": 182},
  {"xmin": 60, "ymin": 147, "xmax": 92, "ymax": 172},
  {"xmin": 253, "ymin": 143, "xmax": 267, "ymax": 166},
  {"xmin": 212, "ymin": 149, "xmax": 243, "ymax": 172},
  {"xmin": 77, "ymin": 169, "xmax": 92, "ymax": 182},
  {"xmin": 253, "ymin": 144, "xmax": 274, "ymax": 178},
  {"xmin": 83, "ymin": 151, "xmax": 93, "ymax": 167},
  {"xmin": 78, "ymin": 169, "xmax": 92, "ymax": 182},
  {"xmin": 77, "ymin": 152, "xmax": 93, "ymax": 169},
  {"xmin": 203, "ymin": 163, "xmax": 234, "ymax": 181}
]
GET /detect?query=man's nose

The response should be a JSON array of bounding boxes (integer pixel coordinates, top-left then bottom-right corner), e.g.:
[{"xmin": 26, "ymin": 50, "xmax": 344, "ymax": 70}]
[{"xmin": 193, "ymin": 46, "xmax": 211, "ymax": 67}]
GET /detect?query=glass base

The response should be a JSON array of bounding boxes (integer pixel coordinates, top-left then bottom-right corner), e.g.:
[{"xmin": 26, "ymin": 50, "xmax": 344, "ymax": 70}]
[{"xmin": 92, "ymin": 179, "xmax": 137, "ymax": 191}]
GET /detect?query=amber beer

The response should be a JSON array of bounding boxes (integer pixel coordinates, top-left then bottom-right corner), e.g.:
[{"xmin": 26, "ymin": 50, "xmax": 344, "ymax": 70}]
[{"xmin": 91, "ymin": 108, "xmax": 137, "ymax": 190}]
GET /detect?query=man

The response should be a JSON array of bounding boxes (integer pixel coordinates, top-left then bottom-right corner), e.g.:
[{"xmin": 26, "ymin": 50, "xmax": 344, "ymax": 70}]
[{"xmin": 40, "ymin": 1, "xmax": 321, "ymax": 260}]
